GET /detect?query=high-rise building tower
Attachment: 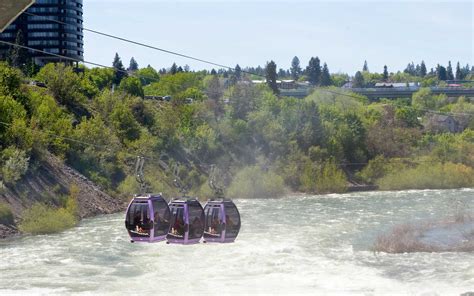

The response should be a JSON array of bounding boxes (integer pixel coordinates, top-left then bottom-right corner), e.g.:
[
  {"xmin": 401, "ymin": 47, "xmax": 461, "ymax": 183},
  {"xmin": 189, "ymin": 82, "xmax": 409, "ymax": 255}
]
[{"xmin": 0, "ymin": 0, "xmax": 84, "ymax": 65}]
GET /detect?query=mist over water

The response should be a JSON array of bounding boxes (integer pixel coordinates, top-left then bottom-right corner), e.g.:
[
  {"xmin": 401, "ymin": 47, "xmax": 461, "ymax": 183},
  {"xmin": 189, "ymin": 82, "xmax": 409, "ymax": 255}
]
[{"xmin": 1, "ymin": 189, "xmax": 473, "ymax": 295}]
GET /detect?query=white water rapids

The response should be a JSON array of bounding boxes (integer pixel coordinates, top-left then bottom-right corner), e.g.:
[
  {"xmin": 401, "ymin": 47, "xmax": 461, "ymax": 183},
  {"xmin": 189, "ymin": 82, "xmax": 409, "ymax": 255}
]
[{"xmin": 1, "ymin": 189, "xmax": 473, "ymax": 295}]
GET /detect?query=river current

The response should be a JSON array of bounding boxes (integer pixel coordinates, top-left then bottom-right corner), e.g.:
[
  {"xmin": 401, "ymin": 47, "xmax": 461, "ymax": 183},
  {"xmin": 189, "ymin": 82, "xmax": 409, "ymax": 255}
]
[{"xmin": 1, "ymin": 189, "xmax": 473, "ymax": 295}]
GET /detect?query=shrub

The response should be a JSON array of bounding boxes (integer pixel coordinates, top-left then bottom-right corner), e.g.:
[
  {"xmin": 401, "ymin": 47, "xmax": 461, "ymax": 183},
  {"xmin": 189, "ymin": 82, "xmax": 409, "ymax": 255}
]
[
  {"xmin": 1, "ymin": 147, "xmax": 29, "ymax": 184},
  {"xmin": 378, "ymin": 162, "xmax": 474, "ymax": 190},
  {"xmin": 227, "ymin": 166, "xmax": 286, "ymax": 199},
  {"xmin": 373, "ymin": 223, "xmax": 435, "ymax": 253},
  {"xmin": 0, "ymin": 202, "xmax": 14, "ymax": 225},
  {"xmin": 315, "ymin": 160, "xmax": 347, "ymax": 193},
  {"xmin": 19, "ymin": 203, "xmax": 77, "ymax": 234}
]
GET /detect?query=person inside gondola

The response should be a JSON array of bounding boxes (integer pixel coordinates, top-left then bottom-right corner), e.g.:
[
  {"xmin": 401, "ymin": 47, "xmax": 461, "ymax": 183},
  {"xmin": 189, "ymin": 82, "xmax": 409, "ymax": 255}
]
[
  {"xmin": 172, "ymin": 217, "xmax": 184, "ymax": 236},
  {"xmin": 210, "ymin": 216, "xmax": 220, "ymax": 235}
]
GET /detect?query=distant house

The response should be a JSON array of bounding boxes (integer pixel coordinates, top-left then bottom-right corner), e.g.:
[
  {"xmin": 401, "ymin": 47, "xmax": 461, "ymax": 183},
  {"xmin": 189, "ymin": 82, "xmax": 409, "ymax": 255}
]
[{"xmin": 423, "ymin": 114, "xmax": 461, "ymax": 133}]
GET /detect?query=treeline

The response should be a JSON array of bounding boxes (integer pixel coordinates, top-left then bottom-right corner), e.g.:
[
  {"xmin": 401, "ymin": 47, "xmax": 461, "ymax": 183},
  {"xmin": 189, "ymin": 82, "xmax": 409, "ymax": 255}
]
[{"xmin": 109, "ymin": 52, "xmax": 474, "ymax": 91}]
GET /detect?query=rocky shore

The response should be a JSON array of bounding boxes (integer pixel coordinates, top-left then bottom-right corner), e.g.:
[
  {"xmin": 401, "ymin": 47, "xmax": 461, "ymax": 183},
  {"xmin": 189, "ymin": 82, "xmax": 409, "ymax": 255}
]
[{"xmin": 0, "ymin": 154, "xmax": 126, "ymax": 239}]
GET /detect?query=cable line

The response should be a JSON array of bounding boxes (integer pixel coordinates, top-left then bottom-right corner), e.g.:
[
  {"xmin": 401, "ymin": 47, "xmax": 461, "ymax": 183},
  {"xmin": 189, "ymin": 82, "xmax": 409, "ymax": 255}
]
[
  {"xmin": 23, "ymin": 11, "xmax": 257, "ymax": 76},
  {"xmin": 13, "ymin": 14, "xmax": 474, "ymax": 117}
]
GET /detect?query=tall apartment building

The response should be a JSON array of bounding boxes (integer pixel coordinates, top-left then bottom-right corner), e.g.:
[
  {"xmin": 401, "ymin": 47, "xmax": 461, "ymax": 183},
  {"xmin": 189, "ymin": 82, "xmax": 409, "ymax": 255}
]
[{"xmin": 0, "ymin": 0, "xmax": 84, "ymax": 65}]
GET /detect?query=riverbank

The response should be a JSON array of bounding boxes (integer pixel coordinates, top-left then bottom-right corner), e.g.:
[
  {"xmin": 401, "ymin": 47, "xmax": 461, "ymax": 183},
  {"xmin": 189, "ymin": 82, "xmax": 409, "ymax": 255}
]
[{"xmin": 0, "ymin": 153, "xmax": 126, "ymax": 239}]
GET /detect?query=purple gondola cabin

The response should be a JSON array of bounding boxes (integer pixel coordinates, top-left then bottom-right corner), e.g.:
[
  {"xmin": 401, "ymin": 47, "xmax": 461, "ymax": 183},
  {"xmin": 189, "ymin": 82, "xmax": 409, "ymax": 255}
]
[
  {"xmin": 125, "ymin": 194, "xmax": 171, "ymax": 243},
  {"xmin": 166, "ymin": 198, "xmax": 205, "ymax": 245},
  {"xmin": 203, "ymin": 199, "xmax": 241, "ymax": 243}
]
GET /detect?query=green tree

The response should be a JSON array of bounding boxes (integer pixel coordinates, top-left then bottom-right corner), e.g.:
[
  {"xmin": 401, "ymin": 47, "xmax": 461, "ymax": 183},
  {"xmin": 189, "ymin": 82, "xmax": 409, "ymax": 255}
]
[
  {"xmin": 383, "ymin": 65, "xmax": 388, "ymax": 81},
  {"xmin": 119, "ymin": 76, "xmax": 144, "ymax": 97},
  {"xmin": 7, "ymin": 30, "xmax": 29, "ymax": 71},
  {"xmin": 306, "ymin": 57, "xmax": 321, "ymax": 86},
  {"xmin": 353, "ymin": 71, "xmax": 365, "ymax": 88},
  {"xmin": 290, "ymin": 56, "xmax": 302, "ymax": 80},
  {"xmin": 455, "ymin": 62, "xmax": 462, "ymax": 80},
  {"xmin": 112, "ymin": 53, "xmax": 127, "ymax": 85},
  {"xmin": 128, "ymin": 57, "xmax": 139, "ymax": 72},
  {"xmin": 170, "ymin": 63, "xmax": 178, "ymax": 75},
  {"xmin": 446, "ymin": 61, "xmax": 454, "ymax": 80},
  {"xmin": 437, "ymin": 64, "xmax": 447, "ymax": 81},
  {"xmin": 136, "ymin": 65, "xmax": 159, "ymax": 86},
  {"xmin": 86, "ymin": 67, "xmax": 114, "ymax": 90},
  {"xmin": 36, "ymin": 63, "xmax": 85, "ymax": 106},
  {"xmin": 320, "ymin": 63, "xmax": 332, "ymax": 86},
  {"xmin": 265, "ymin": 60, "xmax": 279, "ymax": 95},
  {"xmin": 412, "ymin": 87, "xmax": 435, "ymax": 109},
  {"xmin": 363, "ymin": 60, "xmax": 369, "ymax": 72},
  {"xmin": 110, "ymin": 103, "xmax": 141, "ymax": 142},
  {"xmin": 234, "ymin": 64, "xmax": 242, "ymax": 80},
  {"xmin": 420, "ymin": 60, "xmax": 427, "ymax": 77}
]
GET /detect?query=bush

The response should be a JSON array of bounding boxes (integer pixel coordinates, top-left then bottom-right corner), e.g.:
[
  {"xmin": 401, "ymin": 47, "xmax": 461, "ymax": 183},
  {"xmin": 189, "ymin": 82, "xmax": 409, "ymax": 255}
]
[
  {"xmin": 19, "ymin": 203, "xmax": 77, "ymax": 234},
  {"xmin": 227, "ymin": 166, "xmax": 286, "ymax": 199},
  {"xmin": 1, "ymin": 147, "xmax": 29, "ymax": 185},
  {"xmin": 378, "ymin": 161, "xmax": 474, "ymax": 190},
  {"xmin": 0, "ymin": 202, "xmax": 14, "ymax": 225},
  {"xmin": 315, "ymin": 160, "xmax": 347, "ymax": 193}
]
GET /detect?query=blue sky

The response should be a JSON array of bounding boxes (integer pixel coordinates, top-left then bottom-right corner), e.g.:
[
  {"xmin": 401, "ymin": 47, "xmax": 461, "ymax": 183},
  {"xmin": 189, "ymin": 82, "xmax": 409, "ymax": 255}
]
[{"xmin": 84, "ymin": 0, "xmax": 473, "ymax": 75}]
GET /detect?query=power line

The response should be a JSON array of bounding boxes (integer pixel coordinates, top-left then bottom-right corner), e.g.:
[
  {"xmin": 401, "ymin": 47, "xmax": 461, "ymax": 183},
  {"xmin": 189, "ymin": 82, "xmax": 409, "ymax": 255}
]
[
  {"xmin": 9, "ymin": 14, "xmax": 474, "ymax": 116},
  {"xmin": 3, "ymin": 39, "xmax": 472, "ymax": 120},
  {"xmin": 23, "ymin": 11, "xmax": 259, "ymax": 76},
  {"xmin": 0, "ymin": 39, "xmax": 226, "ymax": 98}
]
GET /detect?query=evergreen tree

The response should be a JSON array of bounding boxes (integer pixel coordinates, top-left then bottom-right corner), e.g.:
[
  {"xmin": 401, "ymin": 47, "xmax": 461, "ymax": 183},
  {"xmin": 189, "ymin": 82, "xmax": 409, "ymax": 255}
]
[
  {"xmin": 234, "ymin": 64, "xmax": 242, "ymax": 80},
  {"xmin": 437, "ymin": 64, "xmax": 447, "ymax": 81},
  {"xmin": 353, "ymin": 71, "xmax": 365, "ymax": 88},
  {"xmin": 363, "ymin": 60, "xmax": 369, "ymax": 72},
  {"xmin": 320, "ymin": 63, "xmax": 332, "ymax": 86},
  {"xmin": 112, "ymin": 53, "xmax": 127, "ymax": 85},
  {"xmin": 170, "ymin": 63, "xmax": 178, "ymax": 75},
  {"xmin": 461, "ymin": 64, "xmax": 470, "ymax": 79},
  {"xmin": 177, "ymin": 66, "xmax": 184, "ymax": 73},
  {"xmin": 290, "ymin": 56, "xmax": 302, "ymax": 80},
  {"xmin": 446, "ymin": 61, "xmax": 454, "ymax": 80},
  {"xmin": 278, "ymin": 68, "xmax": 287, "ymax": 78},
  {"xmin": 8, "ymin": 30, "xmax": 29, "ymax": 70},
  {"xmin": 265, "ymin": 60, "xmax": 279, "ymax": 95},
  {"xmin": 128, "ymin": 57, "xmax": 139, "ymax": 72},
  {"xmin": 306, "ymin": 57, "xmax": 321, "ymax": 86},
  {"xmin": 383, "ymin": 65, "xmax": 388, "ymax": 81},
  {"xmin": 420, "ymin": 60, "xmax": 427, "ymax": 77},
  {"xmin": 210, "ymin": 68, "xmax": 217, "ymax": 75},
  {"xmin": 455, "ymin": 62, "xmax": 462, "ymax": 80}
]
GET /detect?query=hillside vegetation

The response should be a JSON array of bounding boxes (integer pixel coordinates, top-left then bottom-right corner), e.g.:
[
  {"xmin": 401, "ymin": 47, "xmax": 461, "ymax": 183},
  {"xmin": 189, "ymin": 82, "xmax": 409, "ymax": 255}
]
[{"xmin": 0, "ymin": 60, "xmax": 473, "ymax": 234}]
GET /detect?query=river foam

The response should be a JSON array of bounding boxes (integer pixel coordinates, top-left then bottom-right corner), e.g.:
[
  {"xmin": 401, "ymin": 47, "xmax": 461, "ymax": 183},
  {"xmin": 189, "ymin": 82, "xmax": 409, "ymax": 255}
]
[{"xmin": 1, "ymin": 189, "xmax": 473, "ymax": 295}]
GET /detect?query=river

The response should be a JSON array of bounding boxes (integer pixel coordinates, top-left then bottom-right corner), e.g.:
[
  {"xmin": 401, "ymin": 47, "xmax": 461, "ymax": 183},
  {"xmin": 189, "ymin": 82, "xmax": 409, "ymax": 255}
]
[{"xmin": 1, "ymin": 189, "xmax": 473, "ymax": 295}]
